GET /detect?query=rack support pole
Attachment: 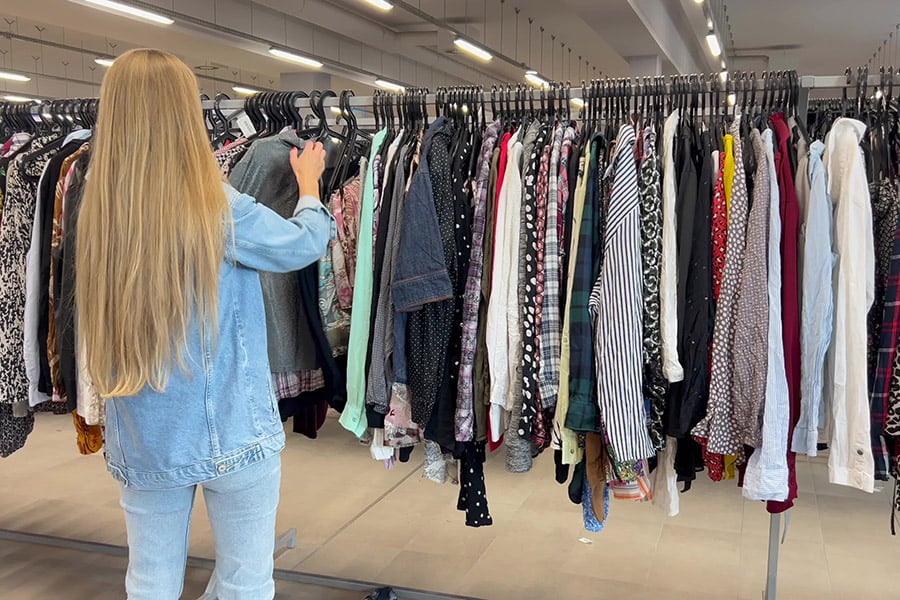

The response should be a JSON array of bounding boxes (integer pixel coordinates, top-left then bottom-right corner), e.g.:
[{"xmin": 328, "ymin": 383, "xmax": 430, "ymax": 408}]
[{"xmin": 764, "ymin": 511, "xmax": 783, "ymax": 600}]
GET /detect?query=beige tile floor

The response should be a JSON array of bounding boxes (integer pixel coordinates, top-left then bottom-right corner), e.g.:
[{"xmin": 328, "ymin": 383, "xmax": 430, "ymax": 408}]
[
  {"xmin": 1, "ymin": 412, "xmax": 897, "ymax": 599},
  {"xmin": 0, "ymin": 542, "xmax": 359, "ymax": 600}
]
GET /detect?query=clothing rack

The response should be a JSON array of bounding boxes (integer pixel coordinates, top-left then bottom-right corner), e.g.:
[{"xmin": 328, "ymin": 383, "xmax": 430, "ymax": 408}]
[
  {"xmin": 1, "ymin": 73, "xmax": 880, "ymax": 600},
  {"xmin": 205, "ymin": 80, "xmax": 868, "ymax": 600}
]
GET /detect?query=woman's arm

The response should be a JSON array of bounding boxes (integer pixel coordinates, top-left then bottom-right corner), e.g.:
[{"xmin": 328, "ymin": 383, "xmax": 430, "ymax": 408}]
[
  {"xmin": 224, "ymin": 187, "xmax": 335, "ymax": 273},
  {"xmin": 224, "ymin": 141, "xmax": 332, "ymax": 273}
]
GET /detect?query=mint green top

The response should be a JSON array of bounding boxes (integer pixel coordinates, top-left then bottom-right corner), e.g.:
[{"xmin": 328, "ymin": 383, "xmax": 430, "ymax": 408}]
[{"xmin": 340, "ymin": 128, "xmax": 388, "ymax": 437}]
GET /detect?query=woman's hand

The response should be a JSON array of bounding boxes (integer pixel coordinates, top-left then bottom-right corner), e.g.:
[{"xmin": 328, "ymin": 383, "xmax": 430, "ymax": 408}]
[{"xmin": 290, "ymin": 142, "xmax": 326, "ymax": 199}]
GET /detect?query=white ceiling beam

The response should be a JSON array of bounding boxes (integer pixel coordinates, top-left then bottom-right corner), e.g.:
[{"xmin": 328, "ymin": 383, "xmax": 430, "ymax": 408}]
[{"xmin": 626, "ymin": 0, "xmax": 710, "ymax": 74}]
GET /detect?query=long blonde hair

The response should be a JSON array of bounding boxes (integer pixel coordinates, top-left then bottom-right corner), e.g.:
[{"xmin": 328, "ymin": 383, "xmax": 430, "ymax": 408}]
[{"xmin": 76, "ymin": 48, "xmax": 228, "ymax": 397}]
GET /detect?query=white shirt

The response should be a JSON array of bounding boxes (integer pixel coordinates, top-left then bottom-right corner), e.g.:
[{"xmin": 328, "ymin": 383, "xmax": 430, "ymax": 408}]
[
  {"xmin": 660, "ymin": 110, "xmax": 684, "ymax": 383},
  {"xmin": 652, "ymin": 436, "xmax": 679, "ymax": 517},
  {"xmin": 77, "ymin": 339, "xmax": 104, "ymax": 426},
  {"xmin": 823, "ymin": 118, "xmax": 876, "ymax": 493},
  {"xmin": 502, "ymin": 135, "xmax": 525, "ymax": 412},
  {"xmin": 743, "ymin": 128, "xmax": 789, "ymax": 501},
  {"xmin": 486, "ymin": 128, "xmax": 521, "ymax": 441}
]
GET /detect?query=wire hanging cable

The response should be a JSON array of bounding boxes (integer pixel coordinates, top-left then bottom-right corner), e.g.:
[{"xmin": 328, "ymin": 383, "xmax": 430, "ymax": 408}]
[
  {"xmin": 551, "ymin": 34, "xmax": 555, "ymax": 80},
  {"xmin": 540, "ymin": 26, "xmax": 544, "ymax": 73},
  {"xmin": 527, "ymin": 16, "xmax": 532, "ymax": 68},
  {"xmin": 483, "ymin": 0, "xmax": 487, "ymax": 46},
  {"xmin": 500, "ymin": 0, "xmax": 504, "ymax": 56}
]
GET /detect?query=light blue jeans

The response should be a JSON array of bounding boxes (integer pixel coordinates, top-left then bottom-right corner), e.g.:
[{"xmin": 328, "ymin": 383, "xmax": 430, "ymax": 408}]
[{"xmin": 118, "ymin": 454, "xmax": 281, "ymax": 600}]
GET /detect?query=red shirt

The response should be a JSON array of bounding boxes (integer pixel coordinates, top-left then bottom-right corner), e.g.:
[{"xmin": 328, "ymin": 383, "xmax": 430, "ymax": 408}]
[{"xmin": 768, "ymin": 113, "xmax": 801, "ymax": 514}]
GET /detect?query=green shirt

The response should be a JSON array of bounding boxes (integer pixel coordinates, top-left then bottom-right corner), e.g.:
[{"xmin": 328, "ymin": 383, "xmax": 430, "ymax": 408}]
[{"xmin": 340, "ymin": 128, "xmax": 388, "ymax": 437}]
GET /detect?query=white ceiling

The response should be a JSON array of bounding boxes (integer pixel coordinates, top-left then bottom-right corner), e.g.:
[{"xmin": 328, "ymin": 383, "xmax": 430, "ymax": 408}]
[
  {"xmin": 727, "ymin": 0, "xmax": 900, "ymax": 75},
  {"xmin": 0, "ymin": 0, "xmax": 898, "ymax": 100}
]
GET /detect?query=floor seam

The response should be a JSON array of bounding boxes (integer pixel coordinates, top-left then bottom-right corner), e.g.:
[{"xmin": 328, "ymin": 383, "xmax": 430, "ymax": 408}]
[{"xmin": 292, "ymin": 459, "xmax": 426, "ymax": 565}]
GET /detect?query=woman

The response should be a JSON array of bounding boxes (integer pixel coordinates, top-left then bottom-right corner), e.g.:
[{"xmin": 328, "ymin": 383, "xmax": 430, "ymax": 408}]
[{"xmin": 76, "ymin": 48, "xmax": 331, "ymax": 599}]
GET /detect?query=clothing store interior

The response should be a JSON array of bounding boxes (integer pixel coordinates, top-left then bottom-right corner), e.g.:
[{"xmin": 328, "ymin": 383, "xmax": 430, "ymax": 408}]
[{"xmin": 1, "ymin": 0, "xmax": 899, "ymax": 598}]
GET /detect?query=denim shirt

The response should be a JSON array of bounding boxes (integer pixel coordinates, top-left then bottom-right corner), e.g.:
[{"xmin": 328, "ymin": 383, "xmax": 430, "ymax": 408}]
[
  {"xmin": 104, "ymin": 183, "xmax": 334, "ymax": 489},
  {"xmin": 792, "ymin": 140, "xmax": 835, "ymax": 456}
]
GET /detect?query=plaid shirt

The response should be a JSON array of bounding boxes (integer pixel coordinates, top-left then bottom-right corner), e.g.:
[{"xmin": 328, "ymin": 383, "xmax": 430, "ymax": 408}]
[
  {"xmin": 273, "ymin": 370, "xmax": 325, "ymax": 400},
  {"xmin": 538, "ymin": 124, "xmax": 567, "ymax": 409},
  {"xmin": 565, "ymin": 136, "xmax": 603, "ymax": 433},
  {"xmin": 455, "ymin": 121, "xmax": 500, "ymax": 442},
  {"xmin": 871, "ymin": 201, "xmax": 900, "ymax": 476},
  {"xmin": 557, "ymin": 128, "xmax": 577, "ymax": 309}
]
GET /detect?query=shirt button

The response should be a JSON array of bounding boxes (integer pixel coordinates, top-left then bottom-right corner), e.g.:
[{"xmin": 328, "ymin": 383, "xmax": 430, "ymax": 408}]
[
  {"xmin": 218, "ymin": 465, "xmax": 228, "ymax": 473},
  {"xmin": 856, "ymin": 448, "xmax": 864, "ymax": 456}
]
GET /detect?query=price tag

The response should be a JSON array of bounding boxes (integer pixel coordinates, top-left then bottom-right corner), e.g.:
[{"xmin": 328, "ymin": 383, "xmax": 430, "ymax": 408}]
[{"xmin": 235, "ymin": 113, "xmax": 257, "ymax": 137}]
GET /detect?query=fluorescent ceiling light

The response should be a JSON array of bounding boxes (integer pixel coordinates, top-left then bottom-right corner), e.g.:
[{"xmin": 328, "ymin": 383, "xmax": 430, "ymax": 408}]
[
  {"xmin": 694, "ymin": 0, "xmax": 704, "ymax": 4},
  {"xmin": 363, "ymin": 0, "xmax": 393, "ymax": 10},
  {"xmin": 268, "ymin": 48, "xmax": 323, "ymax": 69},
  {"xmin": 706, "ymin": 31, "xmax": 722, "ymax": 57},
  {"xmin": 454, "ymin": 38, "xmax": 492, "ymax": 62},
  {"xmin": 525, "ymin": 70, "xmax": 549, "ymax": 88},
  {"xmin": 232, "ymin": 85, "xmax": 261, "ymax": 95},
  {"xmin": 570, "ymin": 97, "xmax": 585, "ymax": 108},
  {"xmin": 375, "ymin": 79, "xmax": 405, "ymax": 92},
  {"xmin": 3, "ymin": 95, "xmax": 38, "ymax": 103},
  {"xmin": 0, "ymin": 70, "xmax": 31, "ymax": 83},
  {"xmin": 94, "ymin": 57, "xmax": 115, "ymax": 67},
  {"xmin": 77, "ymin": 0, "xmax": 174, "ymax": 25}
]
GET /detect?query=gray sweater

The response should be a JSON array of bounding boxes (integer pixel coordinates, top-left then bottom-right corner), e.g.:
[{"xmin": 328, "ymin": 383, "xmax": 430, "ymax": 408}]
[{"xmin": 229, "ymin": 131, "xmax": 317, "ymax": 373}]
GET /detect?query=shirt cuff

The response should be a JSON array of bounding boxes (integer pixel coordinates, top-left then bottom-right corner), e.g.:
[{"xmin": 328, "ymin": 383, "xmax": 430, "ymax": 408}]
[
  {"xmin": 294, "ymin": 194, "xmax": 337, "ymax": 241},
  {"xmin": 294, "ymin": 194, "xmax": 324, "ymax": 214}
]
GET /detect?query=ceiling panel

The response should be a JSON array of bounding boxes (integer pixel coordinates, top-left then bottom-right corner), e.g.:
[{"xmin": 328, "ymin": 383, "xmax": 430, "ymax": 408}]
[{"xmin": 728, "ymin": 0, "xmax": 900, "ymax": 75}]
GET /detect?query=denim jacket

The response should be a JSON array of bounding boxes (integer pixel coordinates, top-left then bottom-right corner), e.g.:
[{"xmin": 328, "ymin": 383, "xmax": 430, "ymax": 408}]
[
  {"xmin": 392, "ymin": 118, "xmax": 453, "ymax": 312},
  {"xmin": 104, "ymin": 183, "xmax": 334, "ymax": 489}
]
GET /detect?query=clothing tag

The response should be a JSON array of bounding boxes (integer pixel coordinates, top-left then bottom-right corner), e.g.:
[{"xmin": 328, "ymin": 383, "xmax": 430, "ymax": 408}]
[{"xmin": 235, "ymin": 113, "xmax": 257, "ymax": 137}]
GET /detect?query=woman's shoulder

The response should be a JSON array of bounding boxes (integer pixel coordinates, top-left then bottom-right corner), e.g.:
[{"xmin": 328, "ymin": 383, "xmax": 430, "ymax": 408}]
[{"xmin": 223, "ymin": 182, "xmax": 257, "ymax": 215}]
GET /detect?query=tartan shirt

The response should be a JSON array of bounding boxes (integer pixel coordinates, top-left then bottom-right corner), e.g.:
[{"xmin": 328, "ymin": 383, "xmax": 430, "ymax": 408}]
[
  {"xmin": 273, "ymin": 370, "xmax": 325, "ymax": 400},
  {"xmin": 557, "ymin": 128, "xmax": 578, "ymax": 309},
  {"xmin": 870, "ymin": 194, "xmax": 900, "ymax": 476},
  {"xmin": 455, "ymin": 121, "xmax": 500, "ymax": 442},
  {"xmin": 538, "ymin": 123, "xmax": 567, "ymax": 409},
  {"xmin": 565, "ymin": 135, "xmax": 603, "ymax": 433}
]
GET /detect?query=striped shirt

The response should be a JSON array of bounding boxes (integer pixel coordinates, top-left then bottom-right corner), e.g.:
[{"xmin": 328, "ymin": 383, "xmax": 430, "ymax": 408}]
[{"xmin": 588, "ymin": 124, "xmax": 655, "ymax": 462}]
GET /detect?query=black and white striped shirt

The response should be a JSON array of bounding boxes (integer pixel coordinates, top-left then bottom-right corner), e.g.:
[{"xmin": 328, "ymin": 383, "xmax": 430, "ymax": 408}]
[{"xmin": 589, "ymin": 123, "xmax": 656, "ymax": 462}]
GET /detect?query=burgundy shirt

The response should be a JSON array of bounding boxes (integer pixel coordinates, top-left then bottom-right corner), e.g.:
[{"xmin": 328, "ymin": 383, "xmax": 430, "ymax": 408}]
[{"xmin": 768, "ymin": 113, "xmax": 801, "ymax": 513}]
